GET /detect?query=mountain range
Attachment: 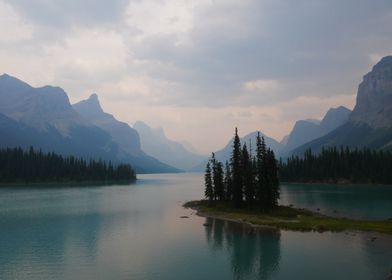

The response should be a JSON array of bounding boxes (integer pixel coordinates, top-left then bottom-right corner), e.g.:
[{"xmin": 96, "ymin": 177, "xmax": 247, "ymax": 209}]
[
  {"xmin": 1, "ymin": 56, "xmax": 391, "ymax": 172},
  {"xmin": 0, "ymin": 74, "xmax": 179, "ymax": 173},
  {"xmin": 280, "ymin": 106, "xmax": 351, "ymax": 156},
  {"xmin": 133, "ymin": 121, "xmax": 206, "ymax": 171},
  {"xmin": 192, "ymin": 131, "xmax": 284, "ymax": 171},
  {"xmin": 193, "ymin": 56, "xmax": 392, "ymax": 169},
  {"xmin": 292, "ymin": 56, "xmax": 392, "ymax": 154}
]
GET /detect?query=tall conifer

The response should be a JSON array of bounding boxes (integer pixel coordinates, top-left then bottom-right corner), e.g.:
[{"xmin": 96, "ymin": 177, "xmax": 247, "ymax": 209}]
[
  {"xmin": 224, "ymin": 161, "xmax": 232, "ymax": 201},
  {"xmin": 204, "ymin": 162, "xmax": 213, "ymax": 201},
  {"xmin": 231, "ymin": 127, "xmax": 243, "ymax": 207},
  {"xmin": 242, "ymin": 143, "xmax": 254, "ymax": 205}
]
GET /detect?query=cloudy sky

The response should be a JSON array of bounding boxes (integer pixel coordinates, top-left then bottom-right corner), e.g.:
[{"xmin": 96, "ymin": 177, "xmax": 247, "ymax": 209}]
[{"xmin": 1, "ymin": 0, "xmax": 391, "ymax": 153}]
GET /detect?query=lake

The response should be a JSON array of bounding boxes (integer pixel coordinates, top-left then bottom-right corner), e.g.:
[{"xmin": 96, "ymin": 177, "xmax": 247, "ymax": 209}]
[{"xmin": 0, "ymin": 173, "xmax": 391, "ymax": 280}]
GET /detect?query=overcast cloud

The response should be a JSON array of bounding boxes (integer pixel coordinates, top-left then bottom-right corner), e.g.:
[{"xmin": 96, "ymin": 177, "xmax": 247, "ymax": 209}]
[{"xmin": 1, "ymin": 0, "xmax": 391, "ymax": 152}]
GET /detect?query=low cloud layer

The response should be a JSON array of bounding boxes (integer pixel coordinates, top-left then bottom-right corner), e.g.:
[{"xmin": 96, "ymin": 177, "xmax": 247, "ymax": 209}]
[{"xmin": 1, "ymin": 0, "xmax": 391, "ymax": 152}]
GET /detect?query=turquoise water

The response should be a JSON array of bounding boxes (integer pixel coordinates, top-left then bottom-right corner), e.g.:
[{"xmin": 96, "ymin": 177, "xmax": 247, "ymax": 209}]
[
  {"xmin": 280, "ymin": 183, "xmax": 392, "ymax": 220},
  {"xmin": 0, "ymin": 173, "xmax": 391, "ymax": 280}
]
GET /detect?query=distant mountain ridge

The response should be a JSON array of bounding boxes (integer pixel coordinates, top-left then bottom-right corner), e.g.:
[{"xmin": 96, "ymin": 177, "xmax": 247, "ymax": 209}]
[
  {"xmin": 0, "ymin": 74, "xmax": 178, "ymax": 173},
  {"xmin": 73, "ymin": 94, "xmax": 142, "ymax": 157},
  {"xmin": 281, "ymin": 106, "xmax": 351, "ymax": 156},
  {"xmin": 133, "ymin": 121, "xmax": 206, "ymax": 171},
  {"xmin": 73, "ymin": 94, "xmax": 179, "ymax": 173},
  {"xmin": 192, "ymin": 130, "xmax": 283, "ymax": 171},
  {"xmin": 292, "ymin": 56, "xmax": 392, "ymax": 154}
]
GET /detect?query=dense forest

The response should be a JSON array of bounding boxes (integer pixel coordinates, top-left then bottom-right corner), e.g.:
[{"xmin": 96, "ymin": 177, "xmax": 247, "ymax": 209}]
[
  {"xmin": 204, "ymin": 128, "xmax": 279, "ymax": 211},
  {"xmin": 0, "ymin": 147, "xmax": 136, "ymax": 183},
  {"xmin": 279, "ymin": 147, "xmax": 392, "ymax": 184}
]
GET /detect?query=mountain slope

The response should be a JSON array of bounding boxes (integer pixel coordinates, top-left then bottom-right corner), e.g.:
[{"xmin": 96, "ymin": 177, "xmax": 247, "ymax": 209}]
[
  {"xmin": 133, "ymin": 121, "xmax": 206, "ymax": 171},
  {"xmin": 192, "ymin": 131, "xmax": 283, "ymax": 171},
  {"xmin": 292, "ymin": 56, "xmax": 392, "ymax": 154},
  {"xmin": 73, "ymin": 94, "xmax": 142, "ymax": 157},
  {"xmin": 0, "ymin": 74, "xmax": 178, "ymax": 173},
  {"xmin": 282, "ymin": 106, "xmax": 351, "ymax": 155},
  {"xmin": 0, "ymin": 74, "xmax": 122, "ymax": 160},
  {"xmin": 73, "ymin": 95, "xmax": 179, "ymax": 173}
]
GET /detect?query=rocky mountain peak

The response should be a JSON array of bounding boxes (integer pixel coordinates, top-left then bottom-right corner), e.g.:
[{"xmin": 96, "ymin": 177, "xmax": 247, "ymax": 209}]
[
  {"xmin": 73, "ymin": 93, "xmax": 104, "ymax": 116},
  {"xmin": 321, "ymin": 106, "xmax": 351, "ymax": 131},
  {"xmin": 350, "ymin": 56, "xmax": 392, "ymax": 128}
]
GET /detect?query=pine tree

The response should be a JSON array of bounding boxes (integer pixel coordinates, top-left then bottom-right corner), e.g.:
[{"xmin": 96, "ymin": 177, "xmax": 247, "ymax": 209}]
[
  {"xmin": 211, "ymin": 153, "xmax": 224, "ymax": 200},
  {"xmin": 224, "ymin": 160, "xmax": 232, "ymax": 201},
  {"xmin": 204, "ymin": 161, "xmax": 214, "ymax": 201},
  {"xmin": 256, "ymin": 133, "xmax": 268, "ymax": 211},
  {"xmin": 214, "ymin": 161, "xmax": 225, "ymax": 201},
  {"xmin": 210, "ymin": 153, "xmax": 217, "ymax": 199},
  {"xmin": 268, "ymin": 149, "xmax": 280, "ymax": 207},
  {"xmin": 231, "ymin": 127, "xmax": 243, "ymax": 207},
  {"xmin": 242, "ymin": 143, "xmax": 254, "ymax": 206}
]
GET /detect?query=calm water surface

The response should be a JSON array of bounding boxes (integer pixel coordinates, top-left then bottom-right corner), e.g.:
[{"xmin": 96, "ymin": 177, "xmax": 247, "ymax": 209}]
[{"xmin": 0, "ymin": 173, "xmax": 391, "ymax": 280}]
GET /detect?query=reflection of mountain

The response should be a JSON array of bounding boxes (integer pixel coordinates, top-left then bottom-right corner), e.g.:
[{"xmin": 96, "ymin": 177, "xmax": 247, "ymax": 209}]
[
  {"xmin": 0, "ymin": 185, "xmax": 137, "ymax": 279},
  {"xmin": 204, "ymin": 217, "xmax": 281, "ymax": 280},
  {"xmin": 360, "ymin": 232, "xmax": 392, "ymax": 279}
]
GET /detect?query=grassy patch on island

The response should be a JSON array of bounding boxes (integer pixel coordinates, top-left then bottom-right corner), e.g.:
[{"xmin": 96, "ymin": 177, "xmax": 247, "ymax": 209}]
[{"xmin": 183, "ymin": 200, "xmax": 392, "ymax": 235}]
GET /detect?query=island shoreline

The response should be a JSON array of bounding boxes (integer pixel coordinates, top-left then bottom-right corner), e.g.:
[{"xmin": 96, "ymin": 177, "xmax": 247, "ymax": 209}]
[{"xmin": 183, "ymin": 200, "xmax": 392, "ymax": 235}]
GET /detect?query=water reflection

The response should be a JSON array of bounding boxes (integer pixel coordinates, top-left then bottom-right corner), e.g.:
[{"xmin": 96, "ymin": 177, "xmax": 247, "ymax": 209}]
[
  {"xmin": 205, "ymin": 217, "xmax": 281, "ymax": 280},
  {"xmin": 279, "ymin": 183, "xmax": 392, "ymax": 219}
]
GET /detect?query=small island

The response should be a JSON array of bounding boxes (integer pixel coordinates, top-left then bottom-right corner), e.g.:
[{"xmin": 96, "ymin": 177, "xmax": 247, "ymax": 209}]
[
  {"xmin": 184, "ymin": 128, "xmax": 392, "ymax": 235},
  {"xmin": 184, "ymin": 200, "xmax": 392, "ymax": 235},
  {"xmin": 0, "ymin": 147, "xmax": 136, "ymax": 184}
]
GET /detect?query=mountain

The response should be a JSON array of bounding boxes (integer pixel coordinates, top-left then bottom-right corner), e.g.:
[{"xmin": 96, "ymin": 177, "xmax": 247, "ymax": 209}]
[
  {"xmin": 0, "ymin": 74, "xmax": 178, "ymax": 173},
  {"xmin": 281, "ymin": 106, "xmax": 351, "ymax": 155},
  {"xmin": 73, "ymin": 94, "xmax": 179, "ymax": 173},
  {"xmin": 73, "ymin": 94, "xmax": 142, "ymax": 157},
  {"xmin": 280, "ymin": 135, "xmax": 289, "ymax": 146},
  {"xmin": 192, "ymin": 131, "xmax": 283, "ymax": 171},
  {"xmin": 292, "ymin": 56, "xmax": 392, "ymax": 154},
  {"xmin": 0, "ymin": 74, "xmax": 122, "ymax": 159},
  {"xmin": 321, "ymin": 106, "xmax": 352, "ymax": 132},
  {"xmin": 133, "ymin": 121, "xmax": 206, "ymax": 171}
]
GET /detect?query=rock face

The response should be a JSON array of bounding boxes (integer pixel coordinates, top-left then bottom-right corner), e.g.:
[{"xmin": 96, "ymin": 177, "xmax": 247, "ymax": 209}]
[
  {"xmin": 0, "ymin": 74, "xmax": 87, "ymax": 135},
  {"xmin": 321, "ymin": 106, "xmax": 352, "ymax": 131},
  {"xmin": 74, "ymin": 95, "xmax": 179, "ymax": 173},
  {"xmin": 133, "ymin": 121, "xmax": 206, "ymax": 171},
  {"xmin": 0, "ymin": 74, "xmax": 179, "ymax": 173},
  {"xmin": 281, "ymin": 106, "xmax": 351, "ymax": 155},
  {"xmin": 291, "ymin": 56, "xmax": 392, "ymax": 155},
  {"xmin": 350, "ymin": 56, "xmax": 392, "ymax": 128},
  {"xmin": 74, "ymin": 94, "xmax": 142, "ymax": 157},
  {"xmin": 0, "ymin": 74, "xmax": 117, "ymax": 160}
]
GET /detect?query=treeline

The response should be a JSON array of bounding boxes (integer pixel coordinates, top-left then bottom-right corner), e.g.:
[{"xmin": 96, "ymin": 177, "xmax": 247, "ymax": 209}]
[
  {"xmin": 0, "ymin": 147, "xmax": 136, "ymax": 183},
  {"xmin": 279, "ymin": 147, "xmax": 392, "ymax": 184},
  {"xmin": 204, "ymin": 128, "xmax": 279, "ymax": 211}
]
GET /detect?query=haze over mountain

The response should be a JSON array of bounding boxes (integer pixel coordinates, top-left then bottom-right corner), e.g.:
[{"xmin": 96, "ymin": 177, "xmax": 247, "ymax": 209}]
[
  {"xmin": 73, "ymin": 94, "xmax": 179, "ymax": 173},
  {"xmin": 134, "ymin": 121, "xmax": 206, "ymax": 171},
  {"xmin": 73, "ymin": 94, "xmax": 143, "ymax": 157},
  {"xmin": 293, "ymin": 56, "xmax": 392, "ymax": 154},
  {"xmin": 0, "ymin": 74, "xmax": 178, "ymax": 173},
  {"xmin": 193, "ymin": 130, "xmax": 283, "ymax": 171},
  {"xmin": 281, "ymin": 106, "xmax": 351, "ymax": 155}
]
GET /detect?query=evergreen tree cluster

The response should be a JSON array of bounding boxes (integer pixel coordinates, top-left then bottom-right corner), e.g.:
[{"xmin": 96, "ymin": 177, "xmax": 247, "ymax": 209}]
[
  {"xmin": 0, "ymin": 147, "xmax": 136, "ymax": 183},
  {"xmin": 279, "ymin": 147, "xmax": 392, "ymax": 184},
  {"xmin": 204, "ymin": 128, "xmax": 280, "ymax": 210}
]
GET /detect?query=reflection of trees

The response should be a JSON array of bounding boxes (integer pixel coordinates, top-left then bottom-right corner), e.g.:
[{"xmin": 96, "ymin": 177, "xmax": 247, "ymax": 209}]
[
  {"xmin": 205, "ymin": 218, "xmax": 281, "ymax": 280},
  {"xmin": 361, "ymin": 233, "xmax": 392, "ymax": 279}
]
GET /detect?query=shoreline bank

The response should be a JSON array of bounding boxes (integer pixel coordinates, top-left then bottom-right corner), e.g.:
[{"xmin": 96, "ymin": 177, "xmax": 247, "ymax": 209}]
[{"xmin": 184, "ymin": 200, "xmax": 392, "ymax": 235}]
